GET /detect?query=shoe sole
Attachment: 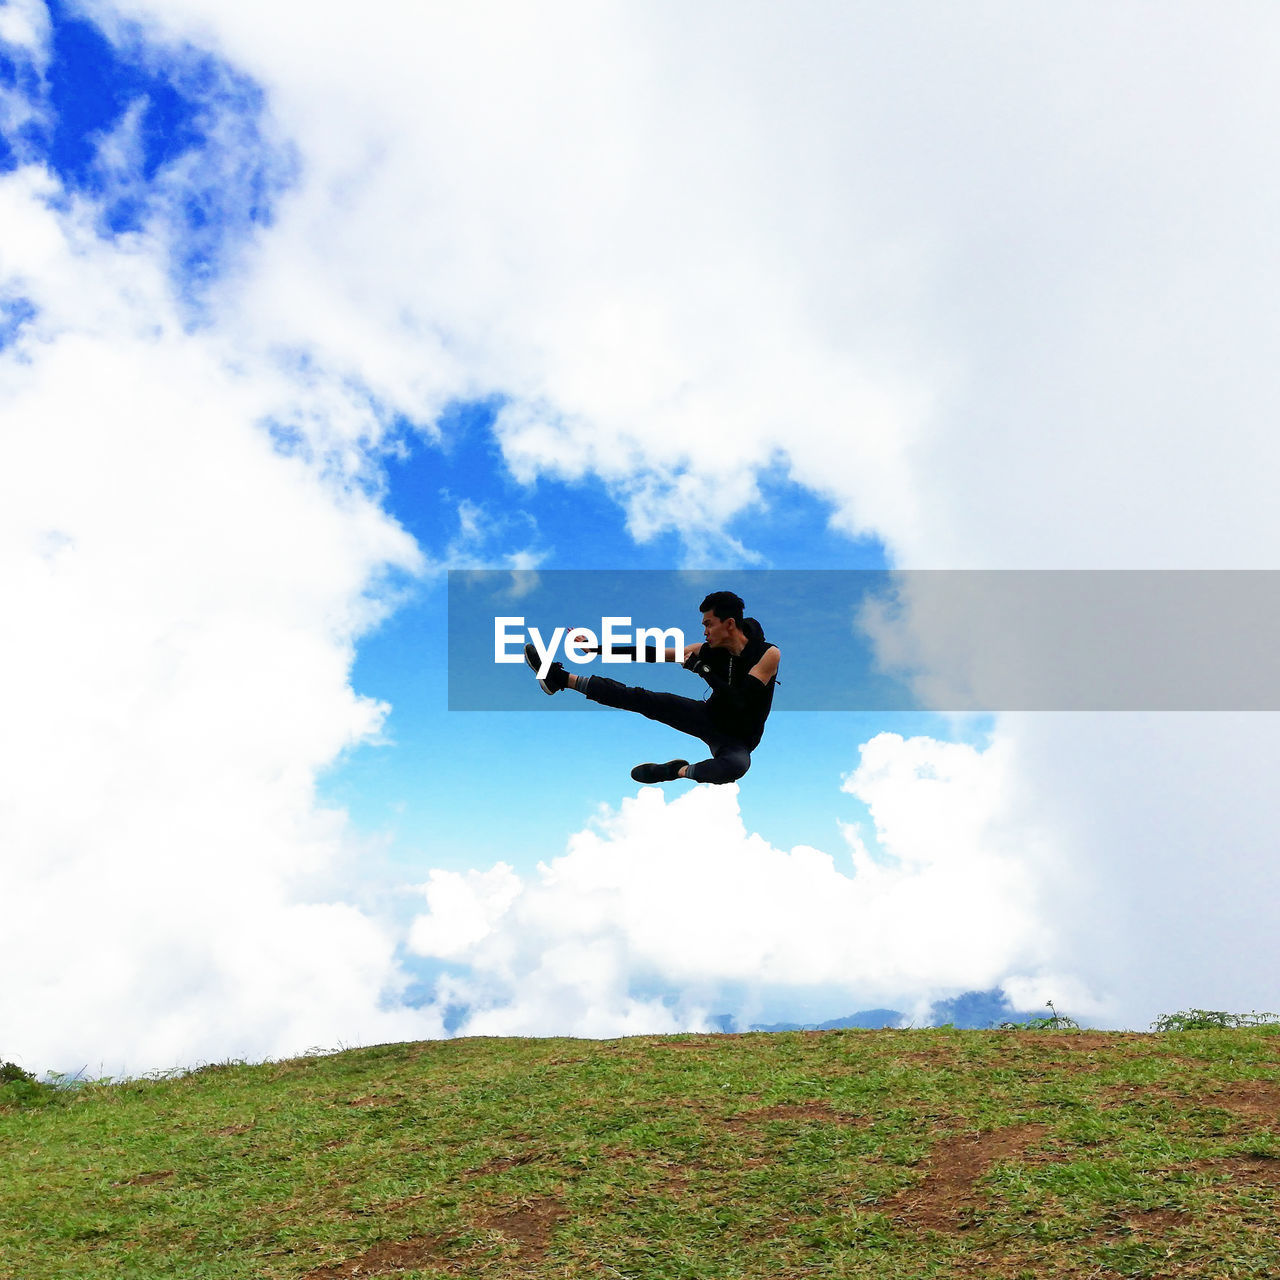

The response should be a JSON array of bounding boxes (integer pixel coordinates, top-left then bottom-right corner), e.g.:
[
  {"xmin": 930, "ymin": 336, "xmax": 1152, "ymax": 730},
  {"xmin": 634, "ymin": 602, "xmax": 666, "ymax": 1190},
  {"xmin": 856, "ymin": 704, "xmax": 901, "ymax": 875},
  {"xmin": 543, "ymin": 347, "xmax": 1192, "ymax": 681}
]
[{"xmin": 525, "ymin": 643, "xmax": 558, "ymax": 695}]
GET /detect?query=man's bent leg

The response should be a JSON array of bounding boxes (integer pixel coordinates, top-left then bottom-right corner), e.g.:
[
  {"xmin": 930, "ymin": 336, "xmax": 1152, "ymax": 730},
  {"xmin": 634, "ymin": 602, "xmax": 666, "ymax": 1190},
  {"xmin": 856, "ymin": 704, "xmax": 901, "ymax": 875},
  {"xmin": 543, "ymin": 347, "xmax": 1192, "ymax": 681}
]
[{"xmin": 686, "ymin": 743, "xmax": 751, "ymax": 785}]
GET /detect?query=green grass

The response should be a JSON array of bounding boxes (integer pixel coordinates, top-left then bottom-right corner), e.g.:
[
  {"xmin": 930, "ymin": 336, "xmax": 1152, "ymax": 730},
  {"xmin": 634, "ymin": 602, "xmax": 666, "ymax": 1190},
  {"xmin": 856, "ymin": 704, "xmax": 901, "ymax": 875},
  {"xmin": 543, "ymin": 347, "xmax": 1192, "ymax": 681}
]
[{"xmin": 3, "ymin": 1026, "xmax": 1279, "ymax": 1278}]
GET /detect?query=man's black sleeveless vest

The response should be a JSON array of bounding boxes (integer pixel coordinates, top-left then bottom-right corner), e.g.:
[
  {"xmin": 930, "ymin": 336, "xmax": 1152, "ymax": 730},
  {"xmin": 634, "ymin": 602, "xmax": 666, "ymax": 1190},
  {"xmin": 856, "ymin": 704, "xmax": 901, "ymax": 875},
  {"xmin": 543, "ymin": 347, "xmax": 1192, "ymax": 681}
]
[{"xmin": 697, "ymin": 617, "xmax": 776, "ymax": 749}]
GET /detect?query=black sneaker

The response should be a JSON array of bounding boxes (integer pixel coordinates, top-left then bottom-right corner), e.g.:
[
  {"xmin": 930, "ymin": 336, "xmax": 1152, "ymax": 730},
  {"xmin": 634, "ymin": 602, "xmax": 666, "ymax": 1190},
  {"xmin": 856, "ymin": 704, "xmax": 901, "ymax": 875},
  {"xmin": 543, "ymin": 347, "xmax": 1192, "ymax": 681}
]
[
  {"xmin": 631, "ymin": 759, "xmax": 689, "ymax": 784},
  {"xmin": 525, "ymin": 643, "xmax": 569, "ymax": 695}
]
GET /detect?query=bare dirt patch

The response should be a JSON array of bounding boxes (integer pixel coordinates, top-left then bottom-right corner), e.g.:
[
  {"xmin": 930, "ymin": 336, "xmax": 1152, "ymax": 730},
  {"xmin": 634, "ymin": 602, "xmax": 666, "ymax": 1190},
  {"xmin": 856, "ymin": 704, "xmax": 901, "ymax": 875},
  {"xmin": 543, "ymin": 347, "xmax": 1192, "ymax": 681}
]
[
  {"xmin": 467, "ymin": 1149, "xmax": 545, "ymax": 1177},
  {"xmin": 646, "ymin": 1158, "xmax": 710, "ymax": 1195},
  {"xmin": 646, "ymin": 1156, "xmax": 778, "ymax": 1205},
  {"xmin": 346, "ymin": 1094, "xmax": 404, "ymax": 1108},
  {"xmin": 1106, "ymin": 1078, "xmax": 1280, "ymax": 1126},
  {"xmin": 1115, "ymin": 1206, "xmax": 1194, "ymax": 1234},
  {"xmin": 301, "ymin": 1233, "xmax": 451, "ymax": 1278},
  {"xmin": 724, "ymin": 1101, "xmax": 867, "ymax": 1128},
  {"xmin": 1215, "ymin": 1154, "xmax": 1280, "ymax": 1186},
  {"xmin": 895, "ymin": 1047, "xmax": 963, "ymax": 1065},
  {"xmin": 1203, "ymin": 1080, "xmax": 1280, "ymax": 1123},
  {"xmin": 478, "ymin": 1196, "xmax": 566, "ymax": 1259},
  {"xmin": 1099, "ymin": 1081, "xmax": 1198, "ymax": 1107},
  {"xmin": 120, "ymin": 1170, "xmax": 175, "ymax": 1186},
  {"xmin": 880, "ymin": 1123, "xmax": 1050, "ymax": 1232},
  {"xmin": 1026, "ymin": 1033, "xmax": 1131, "ymax": 1052}
]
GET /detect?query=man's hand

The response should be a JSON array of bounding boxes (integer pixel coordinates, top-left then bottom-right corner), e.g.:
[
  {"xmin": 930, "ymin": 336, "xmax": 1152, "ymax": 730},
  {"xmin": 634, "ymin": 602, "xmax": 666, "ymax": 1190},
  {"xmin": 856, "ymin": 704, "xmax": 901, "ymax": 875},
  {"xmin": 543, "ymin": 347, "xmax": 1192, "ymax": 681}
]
[{"xmin": 684, "ymin": 646, "xmax": 729, "ymax": 693}]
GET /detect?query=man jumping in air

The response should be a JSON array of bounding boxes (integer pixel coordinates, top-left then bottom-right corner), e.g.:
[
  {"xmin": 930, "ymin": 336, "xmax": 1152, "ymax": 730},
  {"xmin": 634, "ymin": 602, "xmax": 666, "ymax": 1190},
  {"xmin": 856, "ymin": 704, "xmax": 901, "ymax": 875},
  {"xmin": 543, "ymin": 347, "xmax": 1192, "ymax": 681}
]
[{"xmin": 524, "ymin": 591, "xmax": 780, "ymax": 784}]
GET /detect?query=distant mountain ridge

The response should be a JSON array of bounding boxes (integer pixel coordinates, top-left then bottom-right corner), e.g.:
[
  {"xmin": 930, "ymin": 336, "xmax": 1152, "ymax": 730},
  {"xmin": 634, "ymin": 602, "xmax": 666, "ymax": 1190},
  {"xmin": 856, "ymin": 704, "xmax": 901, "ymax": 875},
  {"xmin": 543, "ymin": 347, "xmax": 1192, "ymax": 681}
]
[
  {"xmin": 713, "ymin": 988, "xmax": 1061, "ymax": 1034},
  {"xmin": 429, "ymin": 987, "xmax": 1068, "ymax": 1037}
]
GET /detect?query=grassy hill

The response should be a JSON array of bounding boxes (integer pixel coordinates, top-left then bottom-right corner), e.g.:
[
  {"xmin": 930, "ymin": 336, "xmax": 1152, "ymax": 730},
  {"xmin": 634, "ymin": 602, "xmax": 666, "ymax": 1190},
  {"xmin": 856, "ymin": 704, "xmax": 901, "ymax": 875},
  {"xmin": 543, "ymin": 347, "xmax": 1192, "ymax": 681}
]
[{"xmin": 3, "ymin": 1026, "xmax": 1279, "ymax": 1278}]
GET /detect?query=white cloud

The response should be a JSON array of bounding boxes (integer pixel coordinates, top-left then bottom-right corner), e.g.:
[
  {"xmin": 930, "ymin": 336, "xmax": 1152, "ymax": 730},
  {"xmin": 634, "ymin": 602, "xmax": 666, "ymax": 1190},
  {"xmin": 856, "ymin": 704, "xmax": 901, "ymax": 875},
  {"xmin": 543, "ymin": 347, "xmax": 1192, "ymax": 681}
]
[
  {"xmin": 77, "ymin": 1, "xmax": 1280, "ymax": 567},
  {"xmin": 992, "ymin": 713, "xmax": 1280, "ymax": 1029},
  {"xmin": 77, "ymin": 0, "xmax": 933, "ymax": 551},
  {"xmin": 408, "ymin": 732, "xmax": 1082, "ymax": 1034},
  {"xmin": 0, "ymin": 0, "xmax": 49, "ymax": 62},
  {"xmin": 0, "ymin": 167, "xmax": 443, "ymax": 1076}
]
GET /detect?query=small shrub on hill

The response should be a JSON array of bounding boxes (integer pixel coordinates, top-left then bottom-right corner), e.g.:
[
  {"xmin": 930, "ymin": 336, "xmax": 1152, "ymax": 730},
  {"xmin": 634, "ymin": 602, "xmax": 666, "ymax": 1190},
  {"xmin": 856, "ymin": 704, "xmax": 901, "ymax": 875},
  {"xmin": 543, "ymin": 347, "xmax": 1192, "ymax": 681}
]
[
  {"xmin": 1152, "ymin": 1008, "xmax": 1280, "ymax": 1031},
  {"xmin": 998, "ymin": 1000, "xmax": 1082, "ymax": 1032},
  {"xmin": 0, "ymin": 1060, "xmax": 58, "ymax": 1109}
]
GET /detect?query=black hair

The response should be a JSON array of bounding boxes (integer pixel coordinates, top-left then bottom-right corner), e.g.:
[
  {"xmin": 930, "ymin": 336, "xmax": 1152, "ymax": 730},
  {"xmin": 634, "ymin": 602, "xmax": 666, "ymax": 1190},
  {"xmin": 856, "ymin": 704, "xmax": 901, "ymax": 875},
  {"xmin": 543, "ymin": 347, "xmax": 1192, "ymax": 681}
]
[{"xmin": 699, "ymin": 591, "xmax": 745, "ymax": 625}]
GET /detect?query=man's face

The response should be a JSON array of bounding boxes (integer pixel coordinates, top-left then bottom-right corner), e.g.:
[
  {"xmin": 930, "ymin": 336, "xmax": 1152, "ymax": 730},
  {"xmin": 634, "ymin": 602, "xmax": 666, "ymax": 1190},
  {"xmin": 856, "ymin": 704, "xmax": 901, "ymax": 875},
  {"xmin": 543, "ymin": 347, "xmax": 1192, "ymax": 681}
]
[{"xmin": 701, "ymin": 609, "xmax": 735, "ymax": 648}]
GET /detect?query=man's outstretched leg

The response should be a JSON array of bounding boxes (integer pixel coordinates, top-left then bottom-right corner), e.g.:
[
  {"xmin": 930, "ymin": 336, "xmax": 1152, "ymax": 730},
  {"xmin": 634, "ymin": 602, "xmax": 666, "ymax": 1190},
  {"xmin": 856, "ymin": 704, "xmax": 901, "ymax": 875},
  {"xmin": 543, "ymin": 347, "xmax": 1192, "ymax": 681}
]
[
  {"xmin": 523, "ymin": 648, "xmax": 754, "ymax": 785},
  {"xmin": 527, "ymin": 648, "xmax": 710, "ymax": 781},
  {"xmin": 584, "ymin": 673, "xmax": 753, "ymax": 784}
]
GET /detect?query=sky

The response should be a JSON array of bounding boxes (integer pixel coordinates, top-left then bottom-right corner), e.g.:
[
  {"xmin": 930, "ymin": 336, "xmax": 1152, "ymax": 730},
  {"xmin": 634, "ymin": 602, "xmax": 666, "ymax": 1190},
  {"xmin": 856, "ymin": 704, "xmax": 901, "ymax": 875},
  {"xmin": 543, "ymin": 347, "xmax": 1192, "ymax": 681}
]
[{"xmin": 3, "ymin": 0, "xmax": 1280, "ymax": 1076}]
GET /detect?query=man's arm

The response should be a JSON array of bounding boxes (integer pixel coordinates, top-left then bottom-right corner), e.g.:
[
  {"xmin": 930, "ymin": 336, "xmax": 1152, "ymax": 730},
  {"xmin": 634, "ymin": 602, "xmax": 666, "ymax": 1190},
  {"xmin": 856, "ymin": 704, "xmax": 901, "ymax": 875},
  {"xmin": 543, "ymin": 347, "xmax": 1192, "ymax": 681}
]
[{"xmin": 748, "ymin": 645, "xmax": 780, "ymax": 685}]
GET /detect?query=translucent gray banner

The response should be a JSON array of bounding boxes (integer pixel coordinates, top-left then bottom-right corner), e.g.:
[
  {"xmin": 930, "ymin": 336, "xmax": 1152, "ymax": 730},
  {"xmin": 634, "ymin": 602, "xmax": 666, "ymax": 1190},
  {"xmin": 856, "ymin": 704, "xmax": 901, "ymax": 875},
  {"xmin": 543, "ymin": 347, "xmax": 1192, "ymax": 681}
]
[{"xmin": 448, "ymin": 570, "xmax": 1280, "ymax": 711}]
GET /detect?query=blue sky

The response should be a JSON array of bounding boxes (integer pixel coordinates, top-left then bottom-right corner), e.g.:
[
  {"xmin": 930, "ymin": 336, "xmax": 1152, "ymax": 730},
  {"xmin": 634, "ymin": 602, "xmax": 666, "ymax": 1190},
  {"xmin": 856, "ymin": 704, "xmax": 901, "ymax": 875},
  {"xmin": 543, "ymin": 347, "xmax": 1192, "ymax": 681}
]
[
  {"xmin": 326, "ymin": 394, "xmax": 964, "ymax": 876},
  {"xmin": 6, "ymin": 1, "xmax": 1280, "ymax": 1074}
]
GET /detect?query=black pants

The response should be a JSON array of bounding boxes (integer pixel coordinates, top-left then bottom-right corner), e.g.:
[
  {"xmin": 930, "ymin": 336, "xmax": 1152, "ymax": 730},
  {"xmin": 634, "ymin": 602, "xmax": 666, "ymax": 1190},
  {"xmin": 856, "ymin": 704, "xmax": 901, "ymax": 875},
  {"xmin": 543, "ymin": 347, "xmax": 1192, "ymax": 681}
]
[{"xmin": 582, "ymin": 676, "xmax": 752, "ymax": 784}]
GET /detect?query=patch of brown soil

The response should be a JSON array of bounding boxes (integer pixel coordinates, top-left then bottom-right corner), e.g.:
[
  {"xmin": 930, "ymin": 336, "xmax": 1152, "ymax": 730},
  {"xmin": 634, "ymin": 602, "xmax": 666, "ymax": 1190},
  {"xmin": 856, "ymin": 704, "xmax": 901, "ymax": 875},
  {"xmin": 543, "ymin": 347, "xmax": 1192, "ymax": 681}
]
[
  {"xmin": 895, "ymin": 1048, "xmax": 962, "ymax": 1064},
  {"xmin": 647, "ymin": 1157, "xmax": 710, "ymax": 1195},
  {"xmin": 1116, "ymin": 1206, "xmax": 1194, "ymax": 1233},
  {"xmin": 1107, "ymin": 1078, "xmax": 1280, "ymax": 1125},
  {"xmin": 956, "ymin": 1256, "xmax": 1136, "ymax": 1280},
  {"xmin": 213, "ymin": 1123, "xmax": 253, "ymax": 1136},
  {"xmin": 647, "ymin": 1155, "xmax": 774, "ymax": 1200},
  {"xmin": 880, "ymin": 1123, "xmax": 1049, "ymax": 1233},
  {"xmin": 1099, "ymin": 1081, "xmax": 1197, "ymax": 1108},
  {"xmin": 1203, "ymin": 1080, "xmax": 1280, "ymax": 1122},
  {"xmin": 301, "ymin": 1233, "xmax": 451, "ymax": 1279},
  {"xmin": 1024, "ymin": 1033, "xmax": 1127, "ymax": 1051},
  {"xmin": 374, "ymin": 1190, "xmax": 431, "ymax": 1214},
  {"xmin": 120, "ymin": 1170, "xmax": 175, "ymax": 1186},
  {"xmin": 941, "ymin": 1198, "xmax": 1192, "ymax": 1280},
  {"xmin": 1214, "ymin": 1154, "xmax": 1280, "ymax": 1185},
  {"xmin": 724, "ymin": 1100, "xmax": 866, "ymax": 1127},
  {"xmin": 467, "ymin": 1149, "xmax": 545, "ymax": 1176},
  {"xmin": 346, "ymin": 1094, "xmax": 404, "ymax": 1108},
  {"xmin": 478, "ymin": 1196, "xmax": 566, "ymax": 1259}
]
